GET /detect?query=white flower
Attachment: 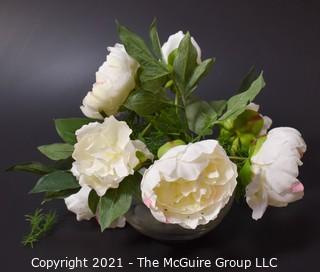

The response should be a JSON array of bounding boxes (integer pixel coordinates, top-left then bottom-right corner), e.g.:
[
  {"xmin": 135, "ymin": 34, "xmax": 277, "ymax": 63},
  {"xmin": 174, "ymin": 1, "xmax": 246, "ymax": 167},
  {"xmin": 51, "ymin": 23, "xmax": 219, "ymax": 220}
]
[
  {"xmin": 64, "ymin": 185, "xmax": 126, "ymax": 228},
  {"xmin": 65, "ymin": 186, "xmax": 94, "ymax": 221},
  {"xmin": 141, "ymin": 140, "xmax": 237, "ymax": 229},
  {"xmin": 71, "ymin": 116, "xmax": 152, "ymax": 197},
  {"xmin": 246, "ymin": 103, "xmax": 272, "ymax": 135},
  {"xmin": 161, "ymin": 31, "xmax": 202, "ymax": 64},
  {"xmin": 246, "ymin": 127, "xmax": 306, "ymax": 220},
  {"xmin": 81, "ymin": 44, "xmax": 139, "ymax": 119}
]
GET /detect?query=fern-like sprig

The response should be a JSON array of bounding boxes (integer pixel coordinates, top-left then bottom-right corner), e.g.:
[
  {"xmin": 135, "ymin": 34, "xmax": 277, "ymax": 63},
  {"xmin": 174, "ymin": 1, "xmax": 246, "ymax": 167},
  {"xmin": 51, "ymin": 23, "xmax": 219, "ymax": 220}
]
[{"xmin": 22, "ymin": 209, "xmax": 57, "ymax": 248}]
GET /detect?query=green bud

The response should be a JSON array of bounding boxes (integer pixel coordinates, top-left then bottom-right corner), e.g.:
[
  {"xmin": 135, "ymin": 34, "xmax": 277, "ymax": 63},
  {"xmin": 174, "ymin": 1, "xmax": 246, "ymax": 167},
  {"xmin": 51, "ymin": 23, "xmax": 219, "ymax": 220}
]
[{"xmin": 157, "ymin": 139, "xmax": 186, "ymax": 158}]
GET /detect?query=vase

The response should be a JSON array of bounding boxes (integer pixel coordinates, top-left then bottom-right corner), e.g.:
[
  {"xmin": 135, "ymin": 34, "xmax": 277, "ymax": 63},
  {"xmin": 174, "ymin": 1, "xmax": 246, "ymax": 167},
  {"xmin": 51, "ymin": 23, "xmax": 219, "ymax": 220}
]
[{"xmin": 125, "ymin": 195, "xmax": 234, "ymax": 241}]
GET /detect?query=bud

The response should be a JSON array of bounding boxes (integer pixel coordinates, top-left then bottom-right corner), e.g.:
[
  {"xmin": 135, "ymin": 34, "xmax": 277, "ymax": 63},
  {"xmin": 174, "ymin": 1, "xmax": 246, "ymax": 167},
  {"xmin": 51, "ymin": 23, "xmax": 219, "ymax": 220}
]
[{"xmin": 157, "ymin": 139, "xmax": 186, "ymax": 158}]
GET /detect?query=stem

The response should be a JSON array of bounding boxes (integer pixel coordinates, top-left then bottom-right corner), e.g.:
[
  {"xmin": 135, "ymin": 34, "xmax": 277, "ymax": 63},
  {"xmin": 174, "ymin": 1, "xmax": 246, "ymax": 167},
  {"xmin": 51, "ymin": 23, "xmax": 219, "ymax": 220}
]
[
  {"xmin": 139, "ymin": 122, "xmax": 152, "ymax": 138},
  {"xmin": 229, "ymin": 156, "xmax": 247, "ymax": 161}
]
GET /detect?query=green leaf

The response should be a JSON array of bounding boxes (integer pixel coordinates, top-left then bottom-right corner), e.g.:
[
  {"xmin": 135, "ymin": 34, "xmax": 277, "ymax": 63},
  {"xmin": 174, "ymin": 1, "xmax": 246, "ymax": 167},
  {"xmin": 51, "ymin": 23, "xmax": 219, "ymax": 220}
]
[
  {"xmin": 219, "ymin": 72, "xmax": 265, "ymax": 121},
  {"xmin": 186, "ymin": 58, "xmax": 214, "ymax": 95},
  {"xmin": 237, "ymin": 66, "xmax": 259, "ymax": 93},
  {"xmin": 173, "ymin": 32, "xmax": 198, "ymax": 98},
  {"xmin": 151, "ymin": 106, "xmax": 188, "ymax": 136},
  {"xmin": 43, "ymin": 188, "xmax": 80, "ymax": 203},
  {"xmin": 53, "ymin": 157, "xmax": 73, "ymax": 171},
  {"xmin": 30, "ymin": 171, "xmax": 80, "ymax": 194},
  {"xmin": 6, "ymin": 162, "xmax": 55, "ymax": 175},
  {"xmin": 149, "ymin": 19, "xmax": 162, "ymax": 60},
  {"xmin": 38, "ymin": 143, "xmax": 74, "ymax": 161},
  {"xmin": 210, "ymin": 100, "xmax": 227, "ymax": 116},
  {"xmin": 55, "ymin": 118, "xmax": 93, "ymax": 144},
  {"xmin": 139, "ymin": 68, "xmax": 169, "ymax": 91},
  {"xmin": 185, "ymin": 99, "xmax": 217, "ymax": 136},
  {"xmin": 98, "ymin": 174, "xmax": 139, "ymax": 231},
  {"xmin": 125, "ymin": 90, "xmax": 170, "ymax": 116},
  {"xmin": 118, "ymin": 23, "xmax": 168, "ymax": 71},
  {"xmin": 88, "ymin": 189, "xmax": 99, "ymax": 214}
]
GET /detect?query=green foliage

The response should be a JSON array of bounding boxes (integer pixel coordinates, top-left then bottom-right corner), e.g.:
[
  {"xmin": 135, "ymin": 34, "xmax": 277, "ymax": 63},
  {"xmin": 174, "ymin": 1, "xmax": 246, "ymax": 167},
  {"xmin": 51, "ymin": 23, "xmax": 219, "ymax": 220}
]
[
  {"xmin": 6, "ymin": 161, "xmax": 55, "ymax": 175},
  {"xmin": 219, "ymin": 73, "xmax": 265, "ymax": 121},
  {"xmin": 55, "ymin": 118, "xmax": 93, "ymax": 144},
  {"xmin": 118, "ymin": 22, "xmax": 169, "ymax": 91},
  {"xmin": 42, "ymin": 188, "xmax": 80, "ymax": 203},
  {"xmin": 186, "ymin": 58, "xmax": 214, "ymax": 95},
  {"xmin": 124, "ymin": 89, "xmax": 170, "ymax": 116},
  {"xmin": 22, "ymin": 209, "xmax": 57, "ymax": 248},
  {"xmin": 38, "ymin": 143, "xmax": 74, "ymax": 161},
  {"xmin": 149, "ymin": 19, "xmax": 163, "ymax": 60},
  {"xmin": 30, "ymin": 171, "xmax": 80, "ymax": 194},
  {"xmin": 98, "ymin": 173, "xmax": 141, "ymax": 231},
  {"xmin": 173, "ymin": 33, "xmax": 198, "ymax": 102},
  {"xmin": 186, "ymin": 99, "xmax": 218, "ymax": 136},
  {"xmin": 88, "ymin": 189, "xmax": 99, "ymax": 214}
]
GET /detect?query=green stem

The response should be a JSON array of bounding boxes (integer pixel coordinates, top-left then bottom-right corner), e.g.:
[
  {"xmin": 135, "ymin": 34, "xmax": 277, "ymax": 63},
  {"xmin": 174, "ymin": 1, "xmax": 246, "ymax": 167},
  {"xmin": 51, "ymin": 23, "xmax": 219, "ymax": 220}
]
[
  {"xmin": 139, "ymin": 122, "xmax": 152, "ymax": 138},
  {"xmin": 229, "ymin": 156, "xmax": 247, "ymax": 161}
]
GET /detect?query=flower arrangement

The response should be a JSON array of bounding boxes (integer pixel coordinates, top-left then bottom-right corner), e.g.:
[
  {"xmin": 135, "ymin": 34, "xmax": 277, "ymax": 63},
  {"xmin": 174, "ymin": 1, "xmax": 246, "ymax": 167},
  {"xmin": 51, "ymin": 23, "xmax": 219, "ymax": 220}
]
[{"xmin": 9, "ymin": 20, "xmax": 306, "ymax": 244}]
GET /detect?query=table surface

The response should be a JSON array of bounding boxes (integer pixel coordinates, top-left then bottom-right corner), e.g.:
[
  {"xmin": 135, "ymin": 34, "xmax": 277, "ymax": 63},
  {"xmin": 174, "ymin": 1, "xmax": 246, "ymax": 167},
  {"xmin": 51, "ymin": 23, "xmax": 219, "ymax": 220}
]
[{"xmin": 1, "ymin": 0, "xmax": 319, "ymax": 271}]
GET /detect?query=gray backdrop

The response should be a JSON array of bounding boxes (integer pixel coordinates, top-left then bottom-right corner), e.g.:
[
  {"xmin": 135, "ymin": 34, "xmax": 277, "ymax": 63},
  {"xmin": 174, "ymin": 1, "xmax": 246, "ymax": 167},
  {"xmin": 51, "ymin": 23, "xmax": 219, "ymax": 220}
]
[{"xmin": 1, "ymin": 0, "xmax": 319, "ymax": 271}]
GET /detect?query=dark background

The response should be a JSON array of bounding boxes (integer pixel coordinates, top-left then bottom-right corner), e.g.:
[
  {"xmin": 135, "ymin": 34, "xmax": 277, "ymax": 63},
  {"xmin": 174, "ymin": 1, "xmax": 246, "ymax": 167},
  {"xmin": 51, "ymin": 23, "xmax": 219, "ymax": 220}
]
[{"xmin": 1, "ymin": 0, "xmax": 319, "ymax": 271}]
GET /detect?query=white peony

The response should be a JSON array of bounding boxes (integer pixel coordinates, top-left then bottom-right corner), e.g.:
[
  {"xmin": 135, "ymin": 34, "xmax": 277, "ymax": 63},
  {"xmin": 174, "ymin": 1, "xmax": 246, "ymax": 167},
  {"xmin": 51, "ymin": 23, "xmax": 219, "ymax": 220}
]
[
  {"xmin": 246, "ymin": 103, "xmax": 272, "ymax": 135},
  {"xmin": 161, "ymin": 31, "xmax": 202, "ymax": 64},
  {"xmin": 246, "ymin": 127, "xmax": 306, "ymax": 220},
  {"xmin": 141, "ymin": 140, "xmax": 237, "ymax": 229},
  {"xmin": 64, "ymin": 185, "xmax": 126, "ymax": 228},
  {"xmin": 71, "ymin": 116, "xmax": 152, "ymax": 197},
  {"xmin": 81, "ymin": 44, "xmax": 139, "ymax": 119}
]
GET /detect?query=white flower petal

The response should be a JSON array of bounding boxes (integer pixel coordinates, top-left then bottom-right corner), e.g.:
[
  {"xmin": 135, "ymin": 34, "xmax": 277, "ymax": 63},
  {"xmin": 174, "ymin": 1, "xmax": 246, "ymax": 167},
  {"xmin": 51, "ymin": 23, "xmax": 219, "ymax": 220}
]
[
  {"xmin": 64, "ymin": 186, "xmax": 94, "ymax": 221},
  {"xmin": 141, "ymin": 140, "xmax": 237, "ymax": 229},
  {"xmin": 246, "ymin": 127, "xmax": 306, "ymax": 219},
  {"xmin": 81, "ymin": 43, "xmax": 139, "ymax": 118}
]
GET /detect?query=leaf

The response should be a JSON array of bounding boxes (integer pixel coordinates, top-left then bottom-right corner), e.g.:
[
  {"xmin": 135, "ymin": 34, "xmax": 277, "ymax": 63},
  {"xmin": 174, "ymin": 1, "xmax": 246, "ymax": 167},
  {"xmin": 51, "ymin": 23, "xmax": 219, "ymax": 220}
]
[
  {"xmin": 185, "ymin": 99, "xmax": 218, "ymax": 136},
  {"xmin": 124, "ymin": 90, "xmax": 170, "ymax": 116},
  {"xmin": 55, "ymin": 118, "xmax": 93, "ymax": 144},
  {"xmin": 38, "ymin": 143, "xmax": 74, "ymax": 161},
  {"xmin": 118, "ymin": 23, "xmax": 169, "ymax": 92},
  {"xmin": 219, "ymin": 72, "xmax": 265, "ymax": 121},
  {"xmin": 88, "ymin": 189, "xmax": 99, "ymax": 214},
  {"xmin": 30, "ymin": 171, "xmax": 80, "ymax": 194},
  {"xmin": 43, "ymin": 188, "xmax": 80, "ymax": 203},
  {"xmin": 210, "ymin": 100, "xmax": 227, "ymax": 116},
  {"xmin": 6, "ymin": 162, "xmax": 55, "ymax": 175},
  {"xmin": 151, "ymin": 106, "xmax": 188, "ymax": 136},
  {"xmin": 173, "ymin": 32, "xmax": 198, "ymax": 99},
  {"xmin": 53, "ymin": 157, "xmax": 73, "ymax": 171},
  {"xmin": 149, "ymin": 19, "xmax": 162, "ymax": 60},
  {"xmin": 186, "ymin": 58, "xmax": 214, "ymax": 95},
  {"xmin": 237, "ymin": 66, "xmax": 259, "ymax": 93},
  {"xmin": 97, "ymin": 174, "xmax": 140, "ymax": 231},
  {"xmin": 118, "ymin": 23, "xmax": 168, "ymax": 71},
  {"xmin": 139, "ymin": 68, "xmax": 169, "ymax": 92}
]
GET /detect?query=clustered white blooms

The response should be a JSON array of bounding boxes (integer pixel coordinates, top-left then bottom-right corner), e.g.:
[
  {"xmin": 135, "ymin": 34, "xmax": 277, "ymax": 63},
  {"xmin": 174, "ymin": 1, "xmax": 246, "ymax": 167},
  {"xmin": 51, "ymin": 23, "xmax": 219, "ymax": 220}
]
[
  {"xmin": 246, "ymin": 127, "xmax": 306, "ymax": 220},
  {"xmin": 65, "ymin": 30, "xmax": 307, "ymax": 229},
  {"xmin": 141, "ymin": 140, "xmax": 237, "ymax": 229},
  {"xmin": 70, "ymin": 116, "xmax": 153, "ymax": 197}
]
